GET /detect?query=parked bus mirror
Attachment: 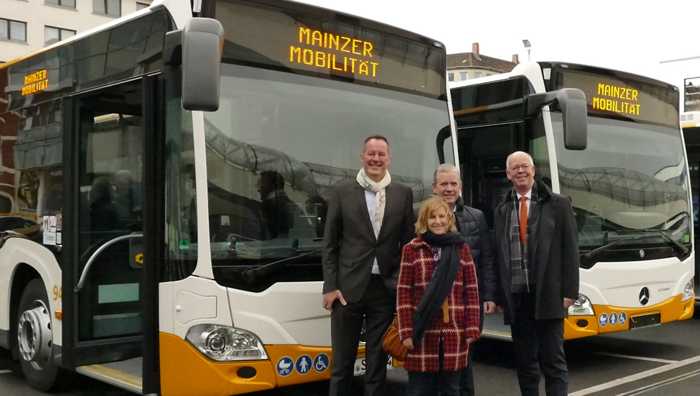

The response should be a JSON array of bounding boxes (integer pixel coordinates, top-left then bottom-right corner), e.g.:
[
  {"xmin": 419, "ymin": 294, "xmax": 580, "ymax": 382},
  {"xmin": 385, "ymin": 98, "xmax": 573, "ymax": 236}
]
[
  {"xmin": 435, "ymin": 125, "xmax": 452, "ymax": 163},
  {"xmin": 181, "ymin": 18, "xmax": 224, "ymax": 111},
  {"xmin": 556, "ymin": 88, "xmax": 588, "ymax": 150},
  {"xmin": 526, "ymin": 88, "xmax": 588, "ymax": 150}
]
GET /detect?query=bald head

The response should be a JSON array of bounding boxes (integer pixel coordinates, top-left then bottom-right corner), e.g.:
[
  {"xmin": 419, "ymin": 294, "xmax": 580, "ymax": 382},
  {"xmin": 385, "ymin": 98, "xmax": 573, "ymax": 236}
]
[
  {"xmin": 506, "ymin": 151, "xmax": 535, "ymax": 194},
  {"xmin": 506, "ymin": 151, "xmax": 534, "ymax": 169}
]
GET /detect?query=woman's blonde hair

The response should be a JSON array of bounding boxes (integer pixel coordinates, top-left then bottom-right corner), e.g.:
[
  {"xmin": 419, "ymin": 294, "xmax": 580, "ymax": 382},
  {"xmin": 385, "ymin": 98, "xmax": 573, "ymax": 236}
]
[{"xmin": 415, "ymin": 196, "xmax": 457, "ymax": 235}]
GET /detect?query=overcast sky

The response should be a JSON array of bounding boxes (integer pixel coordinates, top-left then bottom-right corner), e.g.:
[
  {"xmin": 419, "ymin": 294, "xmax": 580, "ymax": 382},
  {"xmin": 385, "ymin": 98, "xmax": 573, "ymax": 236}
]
[{"xmin": 300, "ymin": 0, "xmax": 700, "ymax": 89}]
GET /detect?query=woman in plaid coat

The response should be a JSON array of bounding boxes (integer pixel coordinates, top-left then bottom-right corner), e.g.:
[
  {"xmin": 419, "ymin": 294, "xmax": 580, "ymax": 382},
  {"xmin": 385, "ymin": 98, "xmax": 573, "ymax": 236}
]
[{"xmin": 397, "ymin": 196, "xmax": 481, "ymax": 396}]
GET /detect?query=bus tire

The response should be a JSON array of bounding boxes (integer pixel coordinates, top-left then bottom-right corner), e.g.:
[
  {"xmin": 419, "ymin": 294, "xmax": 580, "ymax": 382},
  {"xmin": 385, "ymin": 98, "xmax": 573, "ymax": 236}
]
[{"xmin": 16, "ymin": 278, "xmax": 62, "ymax": 391}]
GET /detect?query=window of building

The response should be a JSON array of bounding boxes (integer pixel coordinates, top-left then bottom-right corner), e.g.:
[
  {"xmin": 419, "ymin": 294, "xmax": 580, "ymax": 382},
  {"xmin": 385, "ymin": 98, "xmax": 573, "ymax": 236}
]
[
  {"xmin": 448, "ymin": 72, "xmax": 454, "ymax": 82},
  {"xmin": 136, "ymin": 1, "xmax": 149, "ymax": 10},
  {"xmin": 0, "ymin": 18, "xmax": 27, "ymax": 42},
  {"xmin": 460, "ymin": 72, "xmax": 468, "ymax": 80},
  {"xmin": 45, "ymin": 0, "xmax": 76, "ymax": 8},
  {"xmin": 93, "ymin": 0, "xmax": 121, "ymax": 17},
  {"xmin": 45, "ymin": 26, "xmax": 76, "ymax": 46}
]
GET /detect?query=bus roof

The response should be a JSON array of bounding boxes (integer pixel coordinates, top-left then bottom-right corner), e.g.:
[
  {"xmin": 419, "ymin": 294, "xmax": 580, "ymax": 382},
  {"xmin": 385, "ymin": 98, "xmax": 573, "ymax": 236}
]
[
  {"xmin": 285, "ymin": 0, "xmax": 446, "ymax": 48},
  {"xmin": 2, "ymin": 0, "xmax": 447, "ymax": 72},
  {"xmin": 0, "ymin": 0, "xmax": 190, "ymax": 71},
  {"xmin": 449, "ymin": 61, "xmax": 679, "ymax": 93}
]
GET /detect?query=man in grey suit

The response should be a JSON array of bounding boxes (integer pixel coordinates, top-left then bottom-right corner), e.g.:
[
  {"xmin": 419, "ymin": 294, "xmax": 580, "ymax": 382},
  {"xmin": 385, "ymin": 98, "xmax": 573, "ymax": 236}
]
[{"xmin": 322, "ymin": 135, "xmax": 414, "ymax": 396}]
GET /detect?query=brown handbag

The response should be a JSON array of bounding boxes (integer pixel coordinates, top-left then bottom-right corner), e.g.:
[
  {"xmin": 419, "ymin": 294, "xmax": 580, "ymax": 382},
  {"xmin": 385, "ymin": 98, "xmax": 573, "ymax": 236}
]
[{"xmin": 382, "ymin": 316, "xmax": 408, "ymax": 361}]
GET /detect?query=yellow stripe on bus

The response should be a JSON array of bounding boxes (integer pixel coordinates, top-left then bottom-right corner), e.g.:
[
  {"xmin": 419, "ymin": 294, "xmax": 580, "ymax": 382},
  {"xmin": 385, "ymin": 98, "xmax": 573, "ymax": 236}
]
[
  {"xmin": 159, "ymin": 333, "xmax": 354, "ymax": 396},
  {"xmin": 564, "ymin": 294, "xmax": 694, "ymax": 340}
]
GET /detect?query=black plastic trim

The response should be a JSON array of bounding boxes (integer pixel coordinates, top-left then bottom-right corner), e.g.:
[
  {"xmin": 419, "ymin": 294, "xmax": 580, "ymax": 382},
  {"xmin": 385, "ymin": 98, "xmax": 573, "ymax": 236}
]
[{"xmin": 142, "ymin": 73, "xmax": 164, "ymax": 395}]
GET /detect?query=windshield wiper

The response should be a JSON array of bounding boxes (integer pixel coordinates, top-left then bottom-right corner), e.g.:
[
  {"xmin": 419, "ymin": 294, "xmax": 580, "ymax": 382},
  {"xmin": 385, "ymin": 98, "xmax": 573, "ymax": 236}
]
[
  {"xmin": 582, "ymin": 237, "xmax": 630, "ymax": 262},
  {"xmin": 582, "ymin": 230, "xmax": 689, "ymax": 266},
  {"xmin": 241, "ymin": 249, "xmax": 321, "ymax": 283},
  {"xmin": 638, "ymin": 229, "xmax": 689, "ymax": 257}
]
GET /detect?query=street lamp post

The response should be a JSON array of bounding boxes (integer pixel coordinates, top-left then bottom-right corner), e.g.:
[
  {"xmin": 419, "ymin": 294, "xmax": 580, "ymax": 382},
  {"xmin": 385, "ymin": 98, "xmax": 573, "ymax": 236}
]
[{"xmin": 522, "ymin": 39, "xmax": 532, "ymax": 62}]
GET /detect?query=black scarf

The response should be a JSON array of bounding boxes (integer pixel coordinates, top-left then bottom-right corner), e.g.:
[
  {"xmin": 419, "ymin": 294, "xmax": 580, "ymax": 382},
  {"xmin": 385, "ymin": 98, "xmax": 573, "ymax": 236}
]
[{"xmin": 412, "ymin": 231, "xmax": 464, "ymax": 344}]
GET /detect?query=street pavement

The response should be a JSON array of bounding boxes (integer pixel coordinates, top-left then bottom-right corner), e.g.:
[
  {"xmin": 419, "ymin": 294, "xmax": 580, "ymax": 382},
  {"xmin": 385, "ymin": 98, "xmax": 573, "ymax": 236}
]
[{"xmin": 1, "ymin": 308, "xmax": 699, "ymax": 395}]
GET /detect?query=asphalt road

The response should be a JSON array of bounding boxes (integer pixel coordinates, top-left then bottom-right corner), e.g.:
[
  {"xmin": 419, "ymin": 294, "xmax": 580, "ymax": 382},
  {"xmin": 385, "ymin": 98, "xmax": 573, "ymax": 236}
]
[{"xmin": 2, "ymin": 309, "xmax": 699, "ymax": 395}]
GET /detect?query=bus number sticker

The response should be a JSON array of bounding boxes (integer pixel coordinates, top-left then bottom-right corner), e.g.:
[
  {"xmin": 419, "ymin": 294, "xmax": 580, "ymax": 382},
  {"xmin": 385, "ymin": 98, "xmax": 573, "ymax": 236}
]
[
  {"xmin": 295, "ymin": 355, "xmax": 312, "ymax": 375},
  {"xmin": 313, "ymin": 354, "xmax": 329, "ymax": 372},
  {"xmin": 52, "ymin": 286, "xmax": 62, "ymax": 301},
  {"xmin": 277, "ymin": 357, "xmax": 293, "ymax": 376}
]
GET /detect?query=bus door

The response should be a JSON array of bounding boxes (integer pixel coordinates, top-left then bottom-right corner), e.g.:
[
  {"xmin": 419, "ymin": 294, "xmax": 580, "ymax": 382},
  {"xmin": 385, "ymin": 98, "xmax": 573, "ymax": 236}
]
[
  {"xmin": 452, "ymin": 78, "xmax": 550, "ymax": 338},
  {"xmin": 63, "ymin": 77, "xmax": 162, "ymax": 394},
  {"xmin": 682, "ymin": 126, "xmax": 700, "ymax": 295}
]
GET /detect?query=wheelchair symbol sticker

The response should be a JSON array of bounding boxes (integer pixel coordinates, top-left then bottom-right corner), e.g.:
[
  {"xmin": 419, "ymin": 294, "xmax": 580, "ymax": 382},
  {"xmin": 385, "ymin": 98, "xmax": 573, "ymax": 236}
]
[
  {"xmin": 277, "ymin": 357, "xmax": 293, "ymax": 376},
  {"xmin": 619, "ymin": 312, "xmax": 627, "ymax": 324},
  {"xmin": 599, "ymin": 313, "xmax": 608, "ymax": 327},
  {"xmin": 314, "ymin": 354, "xmax": 329, "ymax": 372}
]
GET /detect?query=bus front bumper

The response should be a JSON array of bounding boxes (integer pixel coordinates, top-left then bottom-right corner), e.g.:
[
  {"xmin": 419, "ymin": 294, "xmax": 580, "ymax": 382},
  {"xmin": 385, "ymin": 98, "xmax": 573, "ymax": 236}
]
[
  {"xmin": 564, "ymin": 294, "xmax": 695, "ymax": 340},
  {"xmin": 159, "ymin": 332, "xmax": 357, "ymax": 395}
]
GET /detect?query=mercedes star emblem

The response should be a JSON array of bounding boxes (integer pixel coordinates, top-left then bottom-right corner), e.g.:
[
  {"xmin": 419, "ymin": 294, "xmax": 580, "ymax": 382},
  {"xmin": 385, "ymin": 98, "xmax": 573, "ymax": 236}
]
[{"xmin": 639, "ymin": 287, "xmax": 650, "ymax": 305}]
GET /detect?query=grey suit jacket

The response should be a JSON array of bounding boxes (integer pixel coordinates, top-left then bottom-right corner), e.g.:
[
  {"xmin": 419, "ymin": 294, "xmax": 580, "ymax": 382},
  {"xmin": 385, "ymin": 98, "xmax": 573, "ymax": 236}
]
[{"xmin": 322, "ymin": 180, "xmax": 414, "ymax": 303}]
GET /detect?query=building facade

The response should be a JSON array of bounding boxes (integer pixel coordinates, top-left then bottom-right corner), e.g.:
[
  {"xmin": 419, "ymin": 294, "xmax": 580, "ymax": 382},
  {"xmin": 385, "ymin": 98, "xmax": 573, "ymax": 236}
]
[
  {"xmin": 0, "ymin": 0, "xmax": 151, "ymax": 63},
  {"xmin": 448, "ymin": 42, "xmax": 518, "ymax": 83}
]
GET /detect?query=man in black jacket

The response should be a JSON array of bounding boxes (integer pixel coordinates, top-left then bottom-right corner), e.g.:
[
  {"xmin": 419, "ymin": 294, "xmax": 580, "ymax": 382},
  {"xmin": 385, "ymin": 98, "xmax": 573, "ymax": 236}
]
[
  {"xmin": 494, "ymin": 151, "xmax": 579, "ymax": 396},
  {"xmin": 322, "ymin": 135, "xmax": 414, "ymax": 396},
  {"xmin": 432, "ymin": 164, "xmax": 497, "ymax": 396}
]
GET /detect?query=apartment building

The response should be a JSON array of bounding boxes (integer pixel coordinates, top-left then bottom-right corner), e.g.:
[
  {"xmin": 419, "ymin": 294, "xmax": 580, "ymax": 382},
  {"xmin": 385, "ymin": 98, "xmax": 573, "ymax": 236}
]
[{"xmin": 448, "ymin": 42, "xmax": 518, "ymax": 83}]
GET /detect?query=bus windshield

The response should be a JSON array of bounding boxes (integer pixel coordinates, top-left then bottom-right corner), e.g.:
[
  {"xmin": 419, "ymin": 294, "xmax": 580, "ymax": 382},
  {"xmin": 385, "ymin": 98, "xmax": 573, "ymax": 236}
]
[
  {"xmin": 203, "ymin": 63, "xmax": 451, "ymax": 291},
  {"xmin": 189, "ymin": 0, "xmax": 452, "ymax": 291},
  {"xmin": 544, "ymin": 63, "xmax": 691, "ymax": 266},
  {"xmin": 552, "ymin": 114, "xmax": 691, "ymax": 266}
]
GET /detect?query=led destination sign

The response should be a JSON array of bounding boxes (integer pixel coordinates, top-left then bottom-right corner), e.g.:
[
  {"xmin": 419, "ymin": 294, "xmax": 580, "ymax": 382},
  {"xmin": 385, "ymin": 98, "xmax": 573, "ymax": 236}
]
[
  {"xmin": 21, "ymin": 69, "xmax": 49, "ymax": 96},
  {"xmin": 290, "ymin": 27, "xmax": 379, "ymax": 78},
  {"xmin": 216, "ymin": 0, "xmax": 445, "ymax": 98},
  {"xmin": 552, "ymin": 66, "xmax": 678, "ymax": 127},
  {"xmin": 592, "ymin": 83, "xmax": 640, "ymax": 116}
]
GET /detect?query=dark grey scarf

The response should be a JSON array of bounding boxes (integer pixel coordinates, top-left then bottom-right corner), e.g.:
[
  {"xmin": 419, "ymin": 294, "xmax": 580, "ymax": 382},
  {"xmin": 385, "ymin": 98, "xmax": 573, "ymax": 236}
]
[
  {"xmin": 412, "ymin": 231, "xmax": 464, "ymax": 344},
  {"xmin": 509, "ymin": 190, "xmax": 536, "ymax": 293}
]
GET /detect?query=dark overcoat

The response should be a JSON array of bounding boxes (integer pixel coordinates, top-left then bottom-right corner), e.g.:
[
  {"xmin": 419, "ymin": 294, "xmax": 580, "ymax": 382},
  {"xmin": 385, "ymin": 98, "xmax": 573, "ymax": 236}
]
[{"xmin": 493, "ymin": 180, "xmax": 580, "ymax": 323}]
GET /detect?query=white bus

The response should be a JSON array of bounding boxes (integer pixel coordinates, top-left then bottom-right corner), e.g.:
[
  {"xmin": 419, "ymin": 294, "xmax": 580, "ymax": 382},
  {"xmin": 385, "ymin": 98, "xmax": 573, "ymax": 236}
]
[
  {"xmin": 681, "ymin": 104, "xmax": 700, "ymax": 301},
  {"xmin": 450, "ymin": 62, "xmax": 696, "ymax": 340},
  {"xmin": 0, "ymin": 0, "xmax": 460, "ymax": 394}
]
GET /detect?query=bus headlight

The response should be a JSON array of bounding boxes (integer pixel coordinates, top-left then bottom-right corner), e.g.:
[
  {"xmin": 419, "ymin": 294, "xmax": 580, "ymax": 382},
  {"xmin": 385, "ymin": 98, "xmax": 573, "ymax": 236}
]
[
  {"xmin": 682, "ymin": 278, "xmax": 694, "ymax": 301},
  {"xmin": 568, "ymin": 294, "xmax": 594, "ymax": 316},
  {"xmin": 186, "ymin": 324, "xmax": 268, "ymax": 361}
]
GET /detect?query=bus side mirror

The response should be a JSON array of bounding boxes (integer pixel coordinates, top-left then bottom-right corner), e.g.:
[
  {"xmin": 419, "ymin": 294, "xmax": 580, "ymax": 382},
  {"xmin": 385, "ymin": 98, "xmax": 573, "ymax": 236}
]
[
  {"xmin": 526, "ymin": 88, "xmax": 588, "ymax": 150},
  {"xmin": 181, "ymin": 18, "xmax": 224, "ymax": 111}
]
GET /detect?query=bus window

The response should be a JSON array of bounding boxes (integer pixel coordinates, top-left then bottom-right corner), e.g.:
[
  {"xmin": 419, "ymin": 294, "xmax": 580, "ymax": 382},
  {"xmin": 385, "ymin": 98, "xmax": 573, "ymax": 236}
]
[{"xmin": 8, "ymin": 99, "xmax": 65, "ymax": 243}]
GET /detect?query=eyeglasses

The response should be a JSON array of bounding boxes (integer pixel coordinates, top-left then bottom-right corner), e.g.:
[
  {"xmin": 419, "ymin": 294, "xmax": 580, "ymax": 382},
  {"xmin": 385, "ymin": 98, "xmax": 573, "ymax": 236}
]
[{"xmin": 509, "ymin": 164, "xmax": 531, "ymax": 171}]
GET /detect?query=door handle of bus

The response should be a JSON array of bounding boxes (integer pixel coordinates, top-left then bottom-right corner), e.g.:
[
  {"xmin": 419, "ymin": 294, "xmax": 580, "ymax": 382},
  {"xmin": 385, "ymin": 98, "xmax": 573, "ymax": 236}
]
[{"xmin": 74, "ymin": 233, "xmax": 144, "ymax": 293}]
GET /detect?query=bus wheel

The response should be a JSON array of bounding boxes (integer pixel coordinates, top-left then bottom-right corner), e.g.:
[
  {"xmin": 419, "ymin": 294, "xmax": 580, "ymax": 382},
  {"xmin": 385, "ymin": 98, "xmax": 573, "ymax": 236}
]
[{"xmin": 16, "ymin": 279, "xmax": 61, "ymax": 391}]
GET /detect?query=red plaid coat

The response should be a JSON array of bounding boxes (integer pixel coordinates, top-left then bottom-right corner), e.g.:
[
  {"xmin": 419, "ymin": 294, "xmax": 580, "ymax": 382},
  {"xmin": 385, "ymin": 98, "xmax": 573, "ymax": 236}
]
[{"xmin": 396, "ymin": 237, "xmax": 481, "ymax": 372}]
